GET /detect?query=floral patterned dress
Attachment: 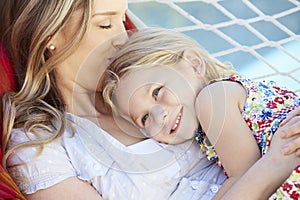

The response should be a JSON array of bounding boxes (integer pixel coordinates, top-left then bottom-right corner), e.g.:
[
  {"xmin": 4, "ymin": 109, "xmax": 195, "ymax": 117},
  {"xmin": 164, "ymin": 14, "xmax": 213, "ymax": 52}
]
[{"xmin": 195, "ymin": 74, "xmax": 300, "ymax": 199}]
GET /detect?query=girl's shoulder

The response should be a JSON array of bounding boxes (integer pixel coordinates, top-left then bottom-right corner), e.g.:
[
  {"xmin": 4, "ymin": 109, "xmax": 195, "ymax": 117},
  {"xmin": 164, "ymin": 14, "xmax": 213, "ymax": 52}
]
[{"xmin": 198, "ymin": 76, "xmax": 247, "ymax": 108}]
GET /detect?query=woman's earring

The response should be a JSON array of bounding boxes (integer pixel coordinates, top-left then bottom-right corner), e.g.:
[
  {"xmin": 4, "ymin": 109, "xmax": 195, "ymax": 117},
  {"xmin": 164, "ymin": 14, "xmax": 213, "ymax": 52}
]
[{"xmin": 49, "ymin": 44, "xmax": 56, "ymax": 51}]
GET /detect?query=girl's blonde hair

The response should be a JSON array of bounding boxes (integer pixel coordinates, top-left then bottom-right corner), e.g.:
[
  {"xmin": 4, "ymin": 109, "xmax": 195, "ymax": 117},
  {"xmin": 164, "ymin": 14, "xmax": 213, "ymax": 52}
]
[
  {"xmin": 102, "ymin": 28, "xmax": 236, "ymax": 114},
  {"xmin": 1, "ymin": 0, "xmax": 93, "ymax": 165}
]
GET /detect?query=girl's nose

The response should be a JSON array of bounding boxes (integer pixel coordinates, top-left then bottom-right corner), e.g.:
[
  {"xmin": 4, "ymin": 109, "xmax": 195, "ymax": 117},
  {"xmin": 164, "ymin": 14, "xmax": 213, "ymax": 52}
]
[
  {"xmin": 146, "ymin": 104, "xmax": 167, "ymax": 136},
  {"xmin": 151, "ymin": 104, "xmax": 167, "ymax": 126}
]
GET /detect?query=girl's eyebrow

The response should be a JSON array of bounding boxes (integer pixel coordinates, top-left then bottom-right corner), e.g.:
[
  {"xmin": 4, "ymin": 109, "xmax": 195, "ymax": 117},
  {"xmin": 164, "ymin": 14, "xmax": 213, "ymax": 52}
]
[
  {"xmin": 130, "ymin": 111, "xmax": 143, "ymax": 128},
  {"xmin": 130, "ymin": 85, "xmax": 153, "ymax": 127},
  {"xmin": 132, "ymin": 116, "xmax": 140, "ymax": 127}
]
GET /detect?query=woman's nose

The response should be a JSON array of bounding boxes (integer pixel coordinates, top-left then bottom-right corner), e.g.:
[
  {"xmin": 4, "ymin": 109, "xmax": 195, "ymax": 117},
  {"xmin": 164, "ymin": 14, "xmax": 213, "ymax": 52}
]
[{"xmin": 112, "ymin": 28, "xmax": 128, "ymax": 48}]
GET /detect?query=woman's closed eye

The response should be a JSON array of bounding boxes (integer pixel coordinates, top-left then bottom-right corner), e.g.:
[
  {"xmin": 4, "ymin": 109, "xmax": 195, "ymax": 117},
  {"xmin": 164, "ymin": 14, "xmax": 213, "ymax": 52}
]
[
  {"xmin": 99, "ymin": 24, "xmax": 112, "ymax": 29},
  {"xmin": 98, "ymin": 18, "xmax": 112, "ymax": 29},
  {"xmin": 98, "ymin": 15, "xmax": 127, "ymax": 30}
]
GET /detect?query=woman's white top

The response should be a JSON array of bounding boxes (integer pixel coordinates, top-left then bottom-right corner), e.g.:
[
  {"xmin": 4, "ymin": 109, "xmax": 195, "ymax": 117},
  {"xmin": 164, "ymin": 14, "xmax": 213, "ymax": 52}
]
[{"xmin": 7, "ymin": 113, "xmax": 226, "ymax": 200}]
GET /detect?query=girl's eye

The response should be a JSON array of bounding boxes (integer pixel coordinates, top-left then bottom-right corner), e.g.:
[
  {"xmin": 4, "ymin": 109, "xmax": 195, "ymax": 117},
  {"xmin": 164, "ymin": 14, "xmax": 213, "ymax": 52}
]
[
  {"xmin": 152, "ymin": 86, "xmax": 162, "ymax": 99},
  {"xmin": 99, "ymin": 25, "xmax": 112, "ymax": 29},
  {"xmin": 123, "ymin": 20, "xmax": 127, "ymax": 26},
  {"xmin": 141, "ymin": 113, "xmax": 149, "ymax": 125}
]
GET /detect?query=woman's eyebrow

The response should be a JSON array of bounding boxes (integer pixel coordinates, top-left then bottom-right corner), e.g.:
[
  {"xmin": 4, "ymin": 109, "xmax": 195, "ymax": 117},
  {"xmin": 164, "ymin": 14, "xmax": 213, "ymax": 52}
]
[{"xmin": 92, "ymin": 11, "xmax": 118, "ymax": 17}]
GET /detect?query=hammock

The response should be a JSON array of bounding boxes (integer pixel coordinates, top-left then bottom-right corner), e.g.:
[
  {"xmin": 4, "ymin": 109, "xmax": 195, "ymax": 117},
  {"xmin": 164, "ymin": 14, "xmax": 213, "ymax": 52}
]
[{"xmin": 128, "ymin": 0, "xmax": 300, "ymax": 93}]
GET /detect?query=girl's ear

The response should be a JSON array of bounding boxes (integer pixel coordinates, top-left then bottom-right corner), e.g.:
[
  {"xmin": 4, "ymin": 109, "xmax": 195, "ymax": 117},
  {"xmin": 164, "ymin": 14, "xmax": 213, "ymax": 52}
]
[{"xmin": 182, "ymin": 48, "xmax": 205, "ymax": 77}]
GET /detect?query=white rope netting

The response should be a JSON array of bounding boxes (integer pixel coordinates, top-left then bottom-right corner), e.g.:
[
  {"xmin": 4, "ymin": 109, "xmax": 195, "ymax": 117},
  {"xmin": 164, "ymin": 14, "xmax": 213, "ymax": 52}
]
[{"xmin": 128, "ymin": 0, "xmax": 300, "ymax": 94}]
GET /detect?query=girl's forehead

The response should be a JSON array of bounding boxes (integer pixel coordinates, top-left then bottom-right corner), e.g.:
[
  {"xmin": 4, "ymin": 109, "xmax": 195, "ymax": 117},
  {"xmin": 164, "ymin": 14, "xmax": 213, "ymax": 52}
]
[
  {"xmin": 118, "ymin": 66, "xmax": 179, "ymax": 92},
  {"xmin": 113, "ymin": 66, "xmax": 178, "ymax": 112}
]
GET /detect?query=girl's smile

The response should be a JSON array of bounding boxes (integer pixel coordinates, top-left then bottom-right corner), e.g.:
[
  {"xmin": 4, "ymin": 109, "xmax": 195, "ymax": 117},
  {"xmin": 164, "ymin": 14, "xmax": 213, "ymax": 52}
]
[{"xmin": 169, "ymin": 107, "xmax": 183, "ymax": 135}]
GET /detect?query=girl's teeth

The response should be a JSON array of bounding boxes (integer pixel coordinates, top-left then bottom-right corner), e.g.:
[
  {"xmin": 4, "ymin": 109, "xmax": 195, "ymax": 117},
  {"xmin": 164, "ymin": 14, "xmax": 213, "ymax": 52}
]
[{"xmin": 172, "ymin": 112, "xmax": 182, "ymax": 130}]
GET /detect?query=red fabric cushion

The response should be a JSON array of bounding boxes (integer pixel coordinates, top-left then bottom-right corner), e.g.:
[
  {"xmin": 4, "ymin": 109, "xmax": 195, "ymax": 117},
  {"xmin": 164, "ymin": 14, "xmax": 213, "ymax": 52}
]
[
  {"xmin": 0, "ymin": 41, "xmax": 16, "ymax": 96},
  {"xmin": 0, "ymin": 40, "xmax": 17, "ymax": 151},
  {"xmin": 0, "ymin": 41, "xmax": 24, "ymax": 199},
  {"xmin": 125, "ymin": 14, "xmax": 137, "ymax": 31},
  {"xmin": 0, "ymin": 39, "xmax": 17, "ymax": 150}
]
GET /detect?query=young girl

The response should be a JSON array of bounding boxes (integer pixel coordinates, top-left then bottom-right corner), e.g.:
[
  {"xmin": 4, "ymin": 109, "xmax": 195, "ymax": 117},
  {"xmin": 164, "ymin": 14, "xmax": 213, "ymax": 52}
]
[{"xmin": 102, "ymin": 28, "xmax": 300, "ymax": 199}]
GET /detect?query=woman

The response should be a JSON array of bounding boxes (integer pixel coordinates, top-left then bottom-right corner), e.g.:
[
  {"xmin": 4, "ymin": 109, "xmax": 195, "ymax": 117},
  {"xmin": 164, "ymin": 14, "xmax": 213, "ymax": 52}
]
[{"xmin": 1, "ymin": 0, "xmax": 300, "ymax": 200}]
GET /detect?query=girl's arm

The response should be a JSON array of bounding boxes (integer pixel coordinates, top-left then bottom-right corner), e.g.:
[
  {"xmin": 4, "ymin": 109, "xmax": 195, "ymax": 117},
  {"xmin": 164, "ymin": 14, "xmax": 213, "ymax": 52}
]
[
  {"xmin": 195, "ymin": 81, "xmax": 262, "ymax": 198},
  {"xmin": 196, "ymin": 81, "xmax": 300, "ymax": 199},
  {"xmin": 221, "ymin": 105, "xmax": 300, "ymax": 199},
  {"xmin": 26, "ymin": 177, "xmax": 104, "ymax": 200},
  {"xmin": 220, "ymin": 125, "xmax": 300, "ymax": 200}
]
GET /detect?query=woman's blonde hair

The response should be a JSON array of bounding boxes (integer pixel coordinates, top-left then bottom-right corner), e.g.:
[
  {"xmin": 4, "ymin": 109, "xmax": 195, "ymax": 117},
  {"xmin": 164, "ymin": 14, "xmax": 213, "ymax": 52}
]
[
  {"xmin": 102, "ymin": 28, "xmax": 236, "ymax": 114},
  {"xmin": 1, "ymin": 0, "xmax": 93, "ymax": 165}
]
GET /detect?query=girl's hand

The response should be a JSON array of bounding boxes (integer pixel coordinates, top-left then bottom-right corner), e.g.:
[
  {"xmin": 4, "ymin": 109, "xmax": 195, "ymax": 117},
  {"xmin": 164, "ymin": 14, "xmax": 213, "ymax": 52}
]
[{"xmin": 277, "ymin": 107, "xmax": 300, "ymax": 156}]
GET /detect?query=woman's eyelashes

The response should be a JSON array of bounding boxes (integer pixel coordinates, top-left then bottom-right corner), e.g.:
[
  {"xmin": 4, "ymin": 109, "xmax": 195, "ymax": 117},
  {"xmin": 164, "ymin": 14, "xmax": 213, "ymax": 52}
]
[
  {"xmin": 123, "ymin": 13, "xmax": 127, "ymax": 25},
  {"xmin": 98, "ymin": 15, "xmax": 127, "ymax": 30},
  {"xmin": 99, "ymin": 24, "xmax": 112, "ymax": 29},
  {"xmin": 98, "ymin": 19, "xmax": 111, "ymax": 29},
  {"xmin": 99, "ymin": 21, "xmax": 126, "ymax": 29}
]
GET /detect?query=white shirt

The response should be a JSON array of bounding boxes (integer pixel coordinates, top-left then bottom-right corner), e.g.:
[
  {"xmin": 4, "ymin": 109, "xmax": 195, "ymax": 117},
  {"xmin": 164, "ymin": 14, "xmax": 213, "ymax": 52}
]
[{"xmin": 7, "ymin": 113, "xmax": 226, "ymax": 200}]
